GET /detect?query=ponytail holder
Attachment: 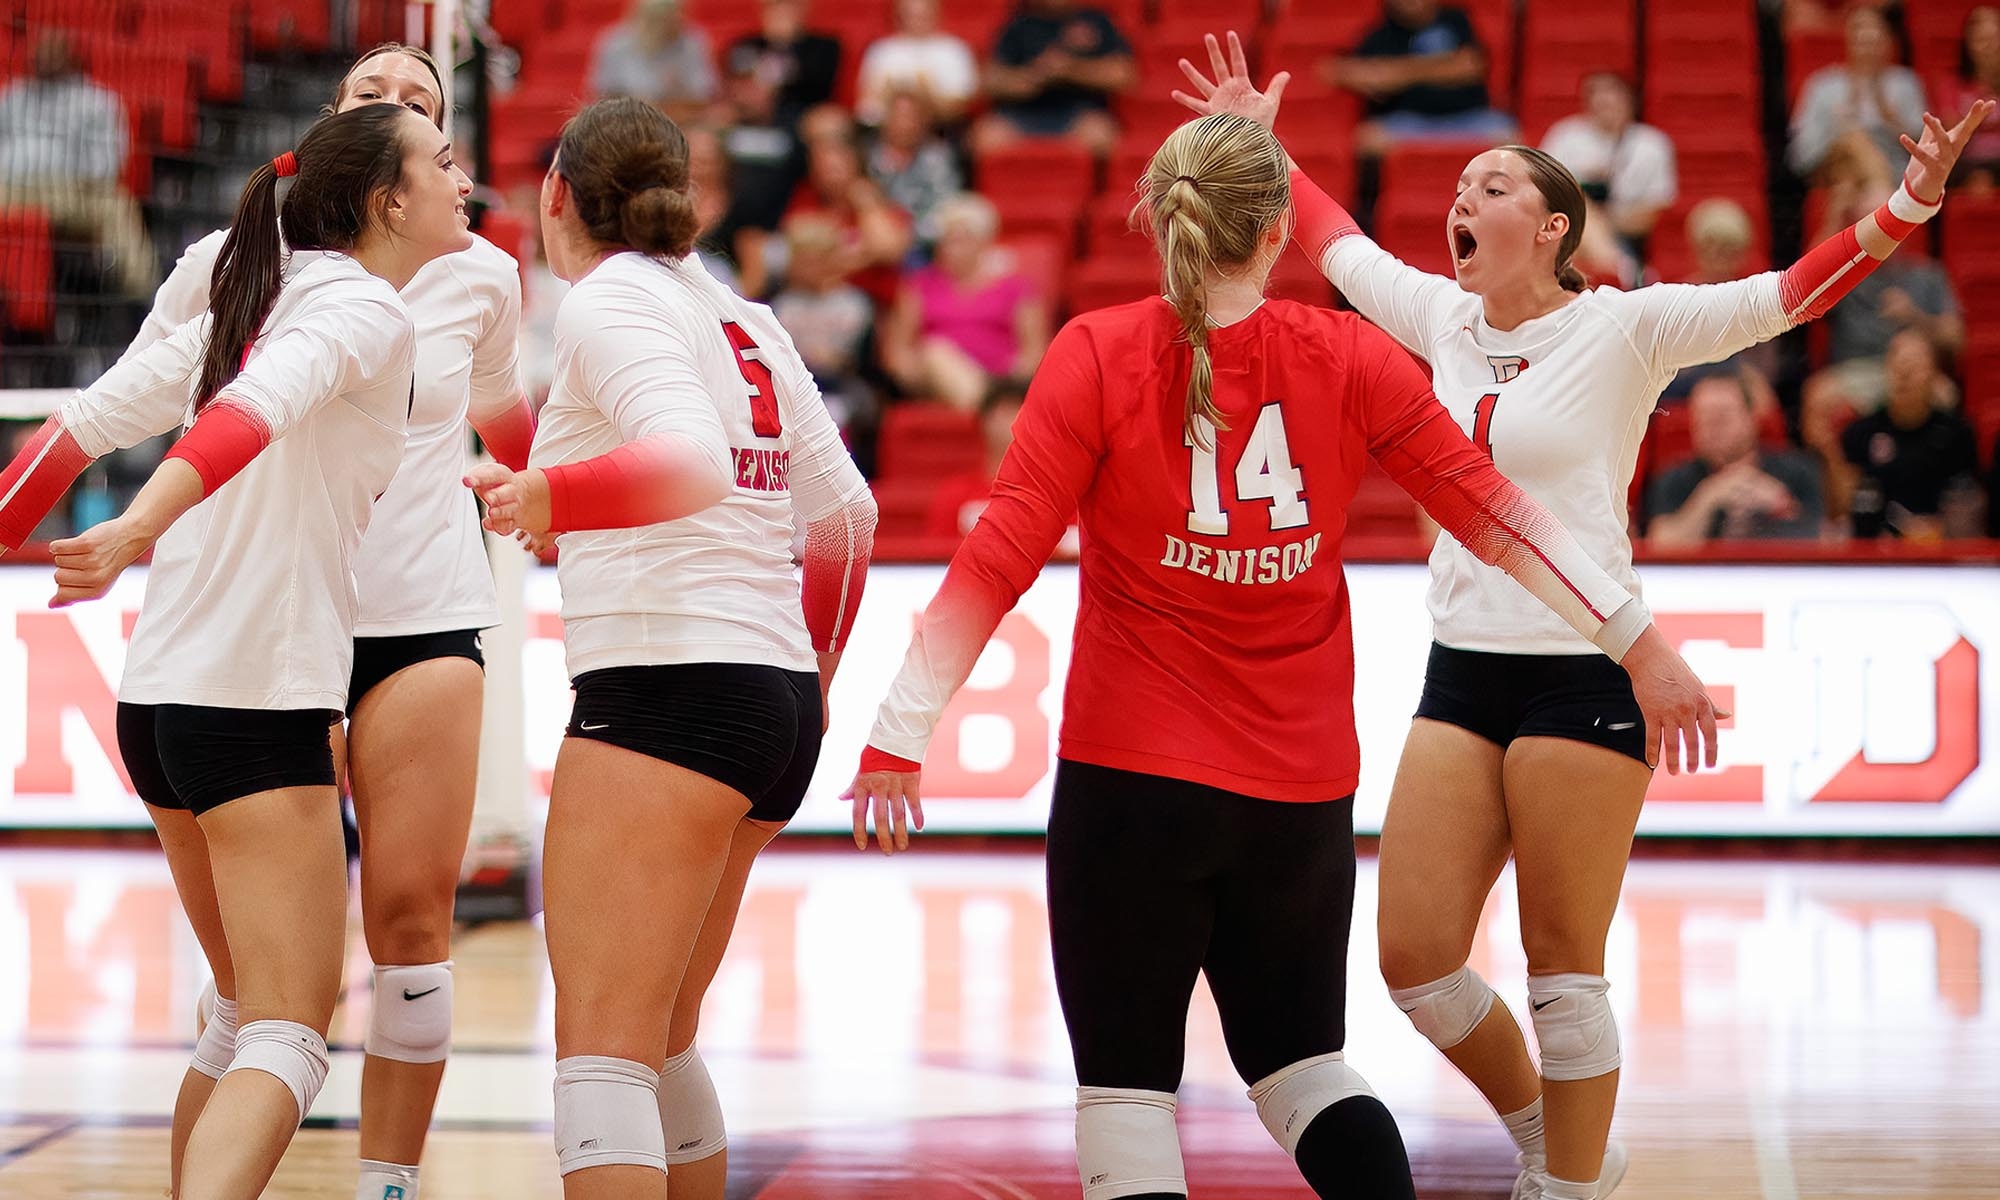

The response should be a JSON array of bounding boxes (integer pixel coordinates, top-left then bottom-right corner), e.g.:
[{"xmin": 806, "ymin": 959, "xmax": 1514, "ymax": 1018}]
[
  {"xmin": 272, "ymin": 151, "xmax": 298, "ymax": 178},
  {"xmin": 1175, "ymin": 174, "xmax": 1198, "ymax": 187}
]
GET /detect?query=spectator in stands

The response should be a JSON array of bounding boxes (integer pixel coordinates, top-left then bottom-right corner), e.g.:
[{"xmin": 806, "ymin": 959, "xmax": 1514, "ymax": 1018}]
[
  {"xmin": 1944, "ymin": 5, "xmax": 2000, "ymax": 191},
  {"xmin": 726, "ymin": 0, "xmax": 842, "ymax": 127},
  {"xmin": 868, "ymin": 87, "xmax": 964, "ymax": 249},
  {"xmin": 772, "ymin": 212, "xmax": 877, "ymax": 439},
  {"xmin": 1676, "ymin": 197, "xmax": 1758, "ymax": 284},
  {"xmin": 1788, "ymin": 6, "xmax": 1926, "ymax": 191},
  {"xmin": 882, "ymin": 193, "xmax": 1050, "ymax": 411},
  {"xmin": 1800, "ymin": 179, "xmax": 1965, "ymax": 437},
  {"xmin": 716, "ymin": 58, "xmax": 803, "ymax": 296},
  {"xmin": 1647, "ymin": 375, "xmax": 1824, "ymax": 546},
  {"xmin": 0, "ymin": 33, "xmax": 153, "ymax": 298},
  {"xmin": 972, "ymin": 0, "xmax": 1136, "ymax": 158},
  {"xmin": 1541, "ymin": 72, "xmax": 1677, "ymax": 256},
  {"xmin": 1834, "ymin": 328, "xmax": 1983, "ymax": 536},
  {"xmin": 587, "ymin": 0, "xmax": 716, "ymax": 120},
  {"xmin": 1326, "ymin": 0, "xmax": 1514, "ymax": 155},
  {"xmin": 787, "ymin": 136, "xmax": 913, "ymax": 308},
  {"xmin": 857, "ymin": 0, "xmax": 979, "ymax": 127}
]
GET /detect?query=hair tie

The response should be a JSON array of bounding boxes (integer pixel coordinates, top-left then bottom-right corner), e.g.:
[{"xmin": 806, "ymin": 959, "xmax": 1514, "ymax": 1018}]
[
  {"xmin": 1175, "ymin": 174, "xmax": 1198, "ymax": 187},
  {"xmin": 272, "ymin": 151, "xmax": 298, "ymax": 178}
]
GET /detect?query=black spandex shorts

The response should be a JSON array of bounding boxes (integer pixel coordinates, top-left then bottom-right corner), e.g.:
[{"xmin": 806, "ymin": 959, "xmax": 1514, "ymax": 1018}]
[
  {"xmin": 1046, "ymin": 759, "xmax": 1357, "ymax": 1093},
  {"xmin": 565, "ymin": 662, "xmax": 823, "ymax": 823},
  {"xmin": 347, "ymin": 629, "xmax": 486, "ymax": 716},
  {"xmin": 1414, "ymin": 641, "xmax": 1648, "ymax": 765},
  {"xmin": 117, "ymin": 702, "xmax": 339, "ymax": 816}
]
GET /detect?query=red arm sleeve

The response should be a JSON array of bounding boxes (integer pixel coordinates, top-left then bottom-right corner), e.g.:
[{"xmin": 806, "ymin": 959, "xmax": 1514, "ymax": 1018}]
[
  {"xmin": 470, "ymin": 397, "xmax": 536, "ymax": 473},
  {"xmin": 0, "ymin": 416, "xmax": 92, "ymax": 550},
  {"xmin": 541, "ymin": 433, "xmax": 733, "ymax": 533},
  {"xmin": 864, "ymin": 321, "xmax": 1105, "ymax": 763},
  {"xmin": 1352, "ymin": 325, "xmax": 1650, "ymax": 657},
  {"xmin": 1289, "ymin": 167, "xmax": 1364, "ymax": 268},
  {"xmin": 801, "ymin": 495, "xmax": 877, "ymax": 653},
  {"xmin": 162, "ymin": 402, "xmax": 274, "ymax": 498},
  {"xmin": 1777, "ymin": 181, "xmax": 1943, "ymax": 325}
]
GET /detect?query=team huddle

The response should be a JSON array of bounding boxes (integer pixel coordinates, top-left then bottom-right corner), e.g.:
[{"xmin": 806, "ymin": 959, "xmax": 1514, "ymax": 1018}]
[{"xmin": 0, "ymin": 29, "xmax": 1987, "ymax": 1200}]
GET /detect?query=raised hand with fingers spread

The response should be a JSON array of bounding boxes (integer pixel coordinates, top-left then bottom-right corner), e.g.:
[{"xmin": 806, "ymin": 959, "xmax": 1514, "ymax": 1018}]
[{"xmin": 1171, "ymin": 31, "xmax": 1288, "ymax": 132}]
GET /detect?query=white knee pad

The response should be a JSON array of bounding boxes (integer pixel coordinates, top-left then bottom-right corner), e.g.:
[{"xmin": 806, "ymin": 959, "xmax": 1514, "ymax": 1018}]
[
  {"xmin": 1075, "ymin": 1087, "xmax": 1185, "ymax": 1200},
  {"xmin": 190, "ymin": 991, "xmax": 239, "ymax": 1080},
  {"xmin": 1527, "ymin": 973, "xmax": 1620, "ymax": 1082},
  {"xmin": 554, "ymin": 1056, "xmax": 666, "ymax": 1176},
  {"xmin": 1389, "ymin": 966, "xmax": 1497, "ymax": 1051},
  {"xmin": 658, "ymin": 1045, "xmax": 727, "ymax": 1165},
  {"xmin": 224, "ymin": 1020, "xmax": 330, "ymax": 1123},
  {"xmin": 366, "ymin": 962, "xmax": 454, "ymax": 1064},
  {"xmin": 1247, "ymin": 1052, "xmax": 1377, "ymax": 1157}
]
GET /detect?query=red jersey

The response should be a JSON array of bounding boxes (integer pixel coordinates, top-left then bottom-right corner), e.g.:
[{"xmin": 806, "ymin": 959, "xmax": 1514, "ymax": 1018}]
[{"xmin": 865, "ymin": 297, "xmax": 1647, "ymax": 802}]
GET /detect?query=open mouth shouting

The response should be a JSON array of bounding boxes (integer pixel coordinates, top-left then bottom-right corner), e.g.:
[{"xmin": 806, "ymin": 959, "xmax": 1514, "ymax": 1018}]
[{"xmin": 1452, "ymin": 223, "xmax": 1478, "ymax": 267}]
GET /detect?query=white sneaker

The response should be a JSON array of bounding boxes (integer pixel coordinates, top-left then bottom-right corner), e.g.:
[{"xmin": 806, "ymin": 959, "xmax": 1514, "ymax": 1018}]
[{"xmin": 1510, "ymin": 1140, "xmax": 1629, "ymax": 1200}]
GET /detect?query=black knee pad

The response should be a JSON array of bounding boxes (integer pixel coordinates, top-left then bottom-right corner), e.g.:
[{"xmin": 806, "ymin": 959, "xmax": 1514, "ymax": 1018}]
[{"xmin": 1293, "ymin": 1095, "xmax": 1416, "ymax": 1200}]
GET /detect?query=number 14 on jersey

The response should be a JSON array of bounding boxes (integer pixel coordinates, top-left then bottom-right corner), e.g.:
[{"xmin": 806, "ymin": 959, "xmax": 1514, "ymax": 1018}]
[{"xmin": 1185, "ymin": 403, "xmax": 1308, "ymax": 535}]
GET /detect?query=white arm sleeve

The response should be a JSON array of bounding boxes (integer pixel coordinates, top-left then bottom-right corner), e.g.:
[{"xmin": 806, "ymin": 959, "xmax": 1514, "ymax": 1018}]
[
  {"xmin": 1618, "ymin": 275, "xmax": 1790, "ymax": 379},
  {"xmin": 58, "ymin": 316, "xmax": 210, "ymax": 456},
  {"xmin": 567, "ymin": 283, "xmax": 733, "ymax": 476},
  {"xmin": 221, "ymin": 292, "xmax": 416, "ymax": 441},
  {"xmin": 1320, "ymin": 235, "xmax": 1464, "ymax": 359}
]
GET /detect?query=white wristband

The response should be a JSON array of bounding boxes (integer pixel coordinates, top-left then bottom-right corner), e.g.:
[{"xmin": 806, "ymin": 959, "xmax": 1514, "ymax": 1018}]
[{"xmin": 1889, "ymin": 182, "xmax": 1943, "ymax": 224}]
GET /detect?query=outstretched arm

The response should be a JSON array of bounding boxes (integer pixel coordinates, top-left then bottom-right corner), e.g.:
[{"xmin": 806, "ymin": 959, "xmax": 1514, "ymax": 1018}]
[{"xmin": 1175, "ymin": 32, "xmax": 1460, "ymax": 353}]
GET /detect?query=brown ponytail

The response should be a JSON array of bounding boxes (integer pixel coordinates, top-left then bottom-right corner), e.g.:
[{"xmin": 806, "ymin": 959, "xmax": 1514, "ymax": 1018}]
[
  {"xmin": 1137, "ymin": 113, "xmax": 1291, "ymax": 450},
  {"xmin": 197, "ymin": 104, "xmax": 415, "ymax": 410},
  {"xmin": 556, "ymin": 98, "xmax": 702, "ymax": 260},
  {"xmin": 1500, "ymin": 144, "xmax": 1589, "ymax": 292}
]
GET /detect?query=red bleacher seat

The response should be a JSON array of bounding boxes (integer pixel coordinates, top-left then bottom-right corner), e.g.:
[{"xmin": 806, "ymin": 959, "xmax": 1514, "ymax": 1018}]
[
  {"xmin": 1347, "ymin": 463, "xmax": 1419, "ymax": 538},
  {"xmin": 871, "ymin": 477, "xmax": 945, "ymax": 539},
  {"xmin": 975, "ymin": 141, "xmax": 1096, "ymax": 205},
  {"xmin": 1907, "ymin": 0, "xmax": 1987, "ymax": 81},
  {"xmin": 1116, "ymin": 96, "xmax": 1197, "ymax": 149},
  {"xmin": 1943, "ymin": 193, "xmax": 2000, "ymax": 264},
  {"xmin": 1371, "ymin": 195, "xmax": 1454, "ymax": 278},
  {"xmin": 1154, "ymin": 0, "xmax": 1266, "ymax": 25},
  {"xmin": 877, "ymin": 404, "xmax": 981, "ymax": 480},
  {"xmin": 1379, "ymin": 140, "xmax": 1494, "ymax": 200},
  {"xmin": 1086, "ymin": 190, "xmax": 1145, "ymax": 259},
  {"xmin": 0, "ymin": 207, "xmax": 54, "ymax": 334},
  {"xmin": 1066, "ymin": 256, "xmax": 1159, "ymax": 317},
  {"xmin": 249, "ymin": 0, "xmax": 332, "ymax": 53},
  {"xmin": 1784, "ymin": 28, "xmax": 1851, "ymax": 104},
  {"xmin": 986, "ymin": 194, "xmax": 1083, "ymax": 251}
]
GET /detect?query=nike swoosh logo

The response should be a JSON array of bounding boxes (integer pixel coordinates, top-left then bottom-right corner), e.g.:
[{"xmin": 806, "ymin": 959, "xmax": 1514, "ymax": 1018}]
[
  {"xmin": 402, "ymin": 986, "xmax": 441, "ymax": 1001},
  {"xmin": 1606, "ymin": 722, "xmax": 1637, "ymax": 731},
  {"xmin": 1531, "ymin": 998, "xmax": 1559, "ymax": 1011},
  {"xmin": 579, "ymin": 722, "xmax": 609, "ymax": 732}
]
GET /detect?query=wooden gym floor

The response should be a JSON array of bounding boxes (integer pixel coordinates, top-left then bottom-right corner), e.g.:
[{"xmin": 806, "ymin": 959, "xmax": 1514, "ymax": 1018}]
[{"xmin": 2, "ymin": 843, "xmax": 1997, "ymax": 1198}]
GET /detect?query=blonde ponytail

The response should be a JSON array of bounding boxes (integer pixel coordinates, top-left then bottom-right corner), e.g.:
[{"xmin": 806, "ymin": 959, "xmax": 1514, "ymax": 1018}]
[{"xmin": 1137, "ymin": 114, "xmax": 1291, "ymax": 451}]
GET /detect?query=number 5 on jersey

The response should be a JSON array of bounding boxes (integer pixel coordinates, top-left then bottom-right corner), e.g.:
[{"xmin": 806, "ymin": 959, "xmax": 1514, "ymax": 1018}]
[
  {"xmin": 723, "ymin": 321, "xmax": 781, "ymax": 438},
  {"xmin": 1186, "ymin": 403, "xmax": 1307, "ymax": 535}
]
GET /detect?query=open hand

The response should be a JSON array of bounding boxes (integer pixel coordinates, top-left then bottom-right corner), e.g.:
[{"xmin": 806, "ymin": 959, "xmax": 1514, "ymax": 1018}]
[
  {"xmin": 843, "ymin": 767, "xmax": 924, "ymax": 855},
  {"xmin": 1620, "ymin": 625, "xmax": 1726, "ymax": 775},
  {"xmin": 1902, "ymin": 100, "xmax": 1997, "ymax": 202},
  {"xmin": 1172, "ymin": 31, "xmax": 1289, "ymax": 131}
]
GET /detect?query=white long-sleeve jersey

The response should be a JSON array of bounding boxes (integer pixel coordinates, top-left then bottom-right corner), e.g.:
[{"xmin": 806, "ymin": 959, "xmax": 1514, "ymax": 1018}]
[
  {"xmin": 534, "ymin": 252, "xmax": 873, "ymax": 679},
  {"xmin": 124, "ymin": 231, "xmax": 528, "ymax": 636},
  {"xmin": 70, "ymin": 252, "xmax": 414, "ymax": 707},
  {"xmin": 1319, "ymin": 236, "xmax": 1790, "ymax": 654}
]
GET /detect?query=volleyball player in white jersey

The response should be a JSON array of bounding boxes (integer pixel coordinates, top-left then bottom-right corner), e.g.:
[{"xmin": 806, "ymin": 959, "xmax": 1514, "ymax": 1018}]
[
  {"xmin": 1179, "ymin": 36, "xmax": 1993, "ymax": 1200},
  {"xmin": 461, "ymin": 97, "xmax": 876, "ymax": 1200},
  {"xmin": 0, "ymin": 103, "xmax": 472, "ymax": 1199},
  {"xmin": 124, "ymin": 45, "xmax": 533, "ymax": 1200}
]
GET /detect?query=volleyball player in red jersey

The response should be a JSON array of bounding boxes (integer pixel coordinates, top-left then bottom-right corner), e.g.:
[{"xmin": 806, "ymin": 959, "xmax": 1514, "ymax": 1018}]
[
  {"xmin": 845, "ymin": 112, "xmax": 1719, "ymax": 1200},
  {"xmin": 1176, "ymin": 32, "xmax": 1993, "ymax": 1200}
]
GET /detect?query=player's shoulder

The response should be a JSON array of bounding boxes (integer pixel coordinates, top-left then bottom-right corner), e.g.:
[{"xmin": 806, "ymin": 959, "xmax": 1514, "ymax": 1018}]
[
  {"xmin": 1059, "ymin": 295, "xmax": 1176, "ymax": 348},
  {"xmin": 445, "ymin": 232, "xmax": 524, "ymax": 295}
]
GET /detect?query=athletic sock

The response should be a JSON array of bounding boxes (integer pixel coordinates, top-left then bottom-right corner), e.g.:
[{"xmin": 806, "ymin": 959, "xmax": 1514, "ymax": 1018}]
[
  {"xmin": 1543, "ymin": 1174, "xmax": 1597, "ymax": 1200},
  {"xmin": 1292, "ymin": 1095, "xmax": 1417, "ymax": 1200},
  {"xmin": 1501, "ymin": 1095, "xmax": 1547, "ymax": 1170},
  {"xmin": 356, "ymin": 1160, "xmax": 420, "ymax": 1200}
]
